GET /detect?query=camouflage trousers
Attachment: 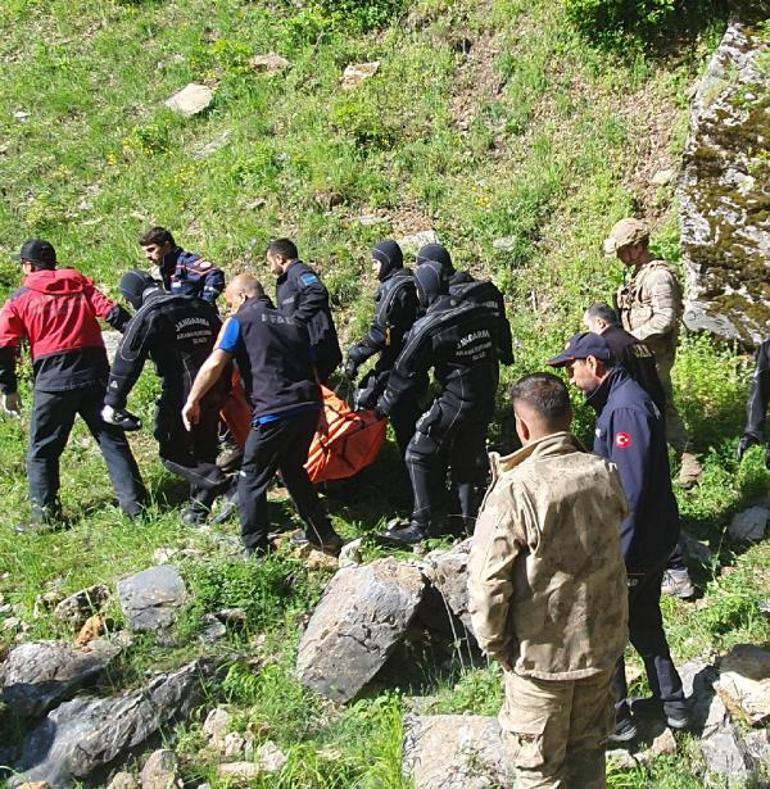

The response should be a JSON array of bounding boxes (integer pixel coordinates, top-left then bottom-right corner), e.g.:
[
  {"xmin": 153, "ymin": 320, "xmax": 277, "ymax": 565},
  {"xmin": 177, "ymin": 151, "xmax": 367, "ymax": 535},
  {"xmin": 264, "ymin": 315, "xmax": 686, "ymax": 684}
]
[
  {"xmin": 656, "ymin": 351, "xmax": 689, "ymax": 453},
  {"xmin": 500, "ymin": 668, "xmax": 614, "ymax": 789}
]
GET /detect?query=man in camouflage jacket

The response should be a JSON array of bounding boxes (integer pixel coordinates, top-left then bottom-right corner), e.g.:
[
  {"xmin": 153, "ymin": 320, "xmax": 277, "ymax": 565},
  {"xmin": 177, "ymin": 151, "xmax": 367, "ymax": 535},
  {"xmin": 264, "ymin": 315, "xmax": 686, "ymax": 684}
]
[{"xmin": 468, "ymin": 372, "xmax": 628, "ymax": 789}]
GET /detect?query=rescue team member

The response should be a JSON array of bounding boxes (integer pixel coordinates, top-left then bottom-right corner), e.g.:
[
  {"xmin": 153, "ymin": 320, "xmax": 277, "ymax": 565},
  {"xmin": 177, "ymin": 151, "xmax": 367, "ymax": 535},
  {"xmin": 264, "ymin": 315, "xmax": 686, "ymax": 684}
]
[
  {"xmin": 416, "ymin": 243, "xmax": 514, "ymax": 366},
  {"xmin": 737, "ymin": 338, "xmax": 770, "ymax": 463},
  {"xmin": 584, "ymin": 303, "xmax": 696, "ymax": 601},
  {"xmin": 608, "ymin": 218, "xmax": 702, "ymax": 488},
  {"xmin": 0, "ymin": 240, "xmax": 147, "ymax": 530},
  {"xmin": 101, "ymin": 271, "xmax": 232, "ymax": 525},
  {"xmin": 139, "ymin": 226, "xmax": 225, "ymax": 305},
  {"xmin": 468, "ymin": 373, "xmax": 628, "ymax": 789},
  {"xmin": 549, "ymin": 333, "xmax": 689, "ymax": 741},
  {"xmin": 375, "ymin": 261, "xmax": 499, "ymax": 544},
  {"xmin": 182, "ymin": 274, "xmax": 343, "ymax": 557},
  {"xmin": 269, "ymin": 238, "xmax": 342, "ymax": 383},
  {"xmin": 345, "ymin": 240, "xmax": 420, "ymax": 455}
]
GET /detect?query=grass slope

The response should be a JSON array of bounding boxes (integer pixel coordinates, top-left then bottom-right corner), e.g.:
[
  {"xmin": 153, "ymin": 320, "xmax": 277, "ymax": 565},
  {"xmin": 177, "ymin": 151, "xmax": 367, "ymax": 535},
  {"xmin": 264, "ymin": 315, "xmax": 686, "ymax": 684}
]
[{"xmin": 1, "ymin": 0, "xmax": 769, "ymax": 786}]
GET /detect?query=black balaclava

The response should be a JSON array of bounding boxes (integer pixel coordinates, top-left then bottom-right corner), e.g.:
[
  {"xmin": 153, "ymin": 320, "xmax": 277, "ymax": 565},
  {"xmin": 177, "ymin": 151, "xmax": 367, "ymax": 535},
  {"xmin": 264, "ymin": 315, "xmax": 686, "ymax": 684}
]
[
  {"xmin": 372, "ymin": 239, "xmax": 403, "ymax": 282},
  {"xmin": 119, "ymin": 270, "xmax": 161, "ymax": 310},
  {"xmin": 414, "ymin": 260, "xmax": 449, "ymax": 310},
  {"xmin": 415, "ymin": 243, "xmax": 454, "ymax": 276}
]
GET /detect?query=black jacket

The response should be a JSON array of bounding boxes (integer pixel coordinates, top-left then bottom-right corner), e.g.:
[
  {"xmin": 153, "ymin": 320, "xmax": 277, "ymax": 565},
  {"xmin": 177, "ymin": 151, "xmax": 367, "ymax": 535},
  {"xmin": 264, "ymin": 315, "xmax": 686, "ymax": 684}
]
[
  {"xmin": 104, "ymin": 292, "xmax": 221, "ymax": 409},
  {"xmin": 276, "ymin": 260, "xmax": 342, "ymax": 381},
  {"xmin": 744, "ymin": 338, "xmax": 770, "ymax": 442}
]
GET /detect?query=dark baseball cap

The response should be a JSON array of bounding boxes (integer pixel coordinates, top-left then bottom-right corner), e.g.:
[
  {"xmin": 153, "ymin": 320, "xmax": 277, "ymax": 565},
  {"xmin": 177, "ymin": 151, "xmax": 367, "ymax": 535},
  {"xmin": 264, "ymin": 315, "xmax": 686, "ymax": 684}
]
[
  {"xmin": 546, "ymin": 332, "xmax": 613, "ymax": 367},
  {"xmin": 14, "ymin": 239, "xmax": 57, "ymax": 268}
]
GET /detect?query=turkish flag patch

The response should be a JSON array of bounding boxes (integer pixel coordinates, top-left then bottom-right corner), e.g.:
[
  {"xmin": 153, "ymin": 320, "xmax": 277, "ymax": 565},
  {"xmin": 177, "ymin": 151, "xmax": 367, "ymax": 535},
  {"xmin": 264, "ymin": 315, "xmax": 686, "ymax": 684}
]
[{"xmin": 615, "ymin": 431, "xmax": 633, "ymax": 449}]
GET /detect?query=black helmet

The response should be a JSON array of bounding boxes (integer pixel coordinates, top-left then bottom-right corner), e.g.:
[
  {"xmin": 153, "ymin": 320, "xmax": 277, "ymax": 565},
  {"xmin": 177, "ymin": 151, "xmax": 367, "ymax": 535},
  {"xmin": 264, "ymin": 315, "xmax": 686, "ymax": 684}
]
[
  {"xmin": 415, "ymin": 243, "xmax": 453, "ymax": 275},
  {"xmin": 119, "ymin": 270, "xmax": 160, "ymax": 310},
  {"xmin": 372, "ymin": 239, "xmax": 403, "ymax": 281},
  {"xmin": 414, "ymin": 260, "xmax": 448, "ymax": 310}
]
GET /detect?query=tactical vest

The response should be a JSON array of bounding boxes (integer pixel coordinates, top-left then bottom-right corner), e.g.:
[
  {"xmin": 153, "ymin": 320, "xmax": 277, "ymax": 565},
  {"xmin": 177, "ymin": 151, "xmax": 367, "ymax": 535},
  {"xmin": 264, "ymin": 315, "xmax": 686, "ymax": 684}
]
[{"xmin": 449, "ymin": 278, "xmax": 503, "ymax": 319}]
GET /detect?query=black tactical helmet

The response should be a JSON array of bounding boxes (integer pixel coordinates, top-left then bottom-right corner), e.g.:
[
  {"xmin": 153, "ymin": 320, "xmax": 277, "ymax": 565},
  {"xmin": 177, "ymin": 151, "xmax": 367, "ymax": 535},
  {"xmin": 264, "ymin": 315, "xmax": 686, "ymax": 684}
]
[
  {"xmin": 414, "ymin": 260, "xmax": 448, "ymax": 310},
  {"xmin": 372, "ymin": 239, "xmax": 403, "ymax": 281}
]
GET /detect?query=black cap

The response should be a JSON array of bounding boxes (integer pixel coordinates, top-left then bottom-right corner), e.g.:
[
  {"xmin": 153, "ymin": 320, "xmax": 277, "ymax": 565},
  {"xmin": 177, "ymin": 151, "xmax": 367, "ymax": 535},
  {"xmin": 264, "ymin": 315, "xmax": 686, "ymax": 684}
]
[
  {"xmin": 372, "ymin": 239, "xmax": 403, "ymax": 281},
  {"xmin": 119, "ymin": 270, "xmax": 160, "ymax": 310},
  {"xmin": 416, "ymin": 243, "xmax": 453, "ymax": 275},
  {"xmin": 14, "ymin": 239, "xmax": 57, "ymax": 269},
  {"xmin": 414, "ymin": 260, "xmax": 449, "ymax": 309},
  {"xmin": 546, "ymin": 332, "xmax": 613, "ymax": 367}
]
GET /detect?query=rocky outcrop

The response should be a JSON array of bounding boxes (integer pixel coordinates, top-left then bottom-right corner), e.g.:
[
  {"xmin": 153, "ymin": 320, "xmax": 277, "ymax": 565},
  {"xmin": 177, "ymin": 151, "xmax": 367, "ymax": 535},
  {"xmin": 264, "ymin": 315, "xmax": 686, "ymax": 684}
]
[
  {"xmin": 680, "ymin": 23, "xmax": 770, "ymax": 346},
  {"xmin": 117, "ymin": 566, "xmax": 186, "ymax": 635},
  {"xmin": 716, "ymin": 644, "xmax": 770, "ymax": 726}
]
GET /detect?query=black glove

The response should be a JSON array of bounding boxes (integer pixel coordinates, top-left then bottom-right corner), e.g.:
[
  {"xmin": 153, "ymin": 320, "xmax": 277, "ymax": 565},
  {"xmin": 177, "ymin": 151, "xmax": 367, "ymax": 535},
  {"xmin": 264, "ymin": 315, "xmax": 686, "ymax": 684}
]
[
  {"xmin": 736, "ymin": 434, "xmax": 759, "ymax": 461},
  {"xmin": 101, "ymin": 405, "xmax": 142, "ymax": 431},
  {"xmin": 344, "ymin": 358, "xmax": 359, "ymax": 381},
  {"xmin": 374, "ymin": 397, "xmax": 389, "ymax": 420}
]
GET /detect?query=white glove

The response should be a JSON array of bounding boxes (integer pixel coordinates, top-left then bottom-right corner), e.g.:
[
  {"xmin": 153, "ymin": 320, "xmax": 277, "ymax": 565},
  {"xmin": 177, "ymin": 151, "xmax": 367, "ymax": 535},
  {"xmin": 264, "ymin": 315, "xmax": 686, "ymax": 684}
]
[
  {"xmin": 2, "ymin": 392, "xmax": 21, "ymax": 418},
  {"xmin": 100, "ymin": 404, "xmax": 118, "ymax": 425}
]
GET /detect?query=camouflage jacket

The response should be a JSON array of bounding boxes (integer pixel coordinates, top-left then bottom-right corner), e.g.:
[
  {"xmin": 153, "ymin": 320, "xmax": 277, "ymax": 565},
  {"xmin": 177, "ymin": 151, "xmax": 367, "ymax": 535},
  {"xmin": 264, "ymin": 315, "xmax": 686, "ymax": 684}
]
[
  {"xmin": 616, "ymin": 260, "xmax": 682, "ymax": 358},
  {"xmin": 467, "ymin": 432, "xmax": 629, "ymax": 680}
]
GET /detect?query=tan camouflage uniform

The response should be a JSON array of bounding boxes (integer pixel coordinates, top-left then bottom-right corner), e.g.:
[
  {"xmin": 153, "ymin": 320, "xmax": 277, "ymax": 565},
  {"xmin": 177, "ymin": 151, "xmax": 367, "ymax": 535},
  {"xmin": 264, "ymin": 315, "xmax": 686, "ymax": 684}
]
[{"xmin": 468, "ymin": 432, "xmax": 629, "ymax": 789}]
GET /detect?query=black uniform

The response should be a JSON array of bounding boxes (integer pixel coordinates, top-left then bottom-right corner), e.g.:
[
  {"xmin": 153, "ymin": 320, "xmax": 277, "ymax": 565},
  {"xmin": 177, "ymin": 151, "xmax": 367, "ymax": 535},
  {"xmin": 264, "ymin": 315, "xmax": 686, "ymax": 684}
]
[
  {"xmin": 739, "ymin": 339, "xmax": 770, "ymax": 458},
  {"xmin": 378, "ymin": 262, "xmax": 499, "ymax": 536},
  {"xmin": 105, "ymin": 277, "xmax": 227, "ymax": 511},
  {"xmin": 276, "ymin": 260, "xmax": 342, "ymax": 382}
]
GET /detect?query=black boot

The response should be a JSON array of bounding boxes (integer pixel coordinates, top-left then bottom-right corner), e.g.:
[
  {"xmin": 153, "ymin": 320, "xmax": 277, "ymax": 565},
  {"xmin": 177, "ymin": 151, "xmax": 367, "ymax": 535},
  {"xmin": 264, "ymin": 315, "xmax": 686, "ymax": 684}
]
[
  {"xmin": 16, "ymin": 503, "xmax": 65, "ymax": 535},
  {"xmin": 376, "ymin": 521, "xmax": 428, "ymax": 546}
]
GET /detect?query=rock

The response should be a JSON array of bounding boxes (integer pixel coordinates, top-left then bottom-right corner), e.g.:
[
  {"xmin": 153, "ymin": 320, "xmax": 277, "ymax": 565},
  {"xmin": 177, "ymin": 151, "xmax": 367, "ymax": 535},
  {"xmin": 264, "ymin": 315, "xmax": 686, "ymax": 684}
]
[
  {"xmin": 648, "ymin": 727, "xmax": 677, "ymax": 758},
  {"xmin": 679, "ymin": 23, "xmax": 770, "ymax": 346},
  {"xmin": 257, "ymin": 741, "xmax": 287, "ymax": 773},
  {"xmin": 214, "ymin": 608, "xmax": 247, "ymax": 628},
  {"xmin": 679, "ymin": 660, "xmax": 729, "ymax": 737},
  {"xmin": 760, "ymin": 599, "xmax": 770, "ymax": 615},
  {"xmin": 338, "ymin": 537, "xmax": 363, "ymax": 568},
  {"xmin": 75, "ymin": 613, "xmax": 108, "ymax": 647},
  {"xmin": 728, "ymin": 507, "xmax": 768, "ymax": 542},
  {"xmin": 153, "ymin": 547, "xmax": 179, "ymax": 564},
  {"xmin": 296, "ymin": 558, "xmax": 425, "ymax": 702},
  {"xmin": 341, "ymin": 61, "xmax": 380, "ymax": 89},
  {"xmin": 101, "ymin": 332, "xmax": 123, "ymax": 365},
  {"xmin": 402, "ymin": 714, "xmax": 515, "ymax": 788},
  {"xmin": 700, "ymin": 724, "xmax": 754, "ymax": 786},
  {"xmin": 216, "ymin": 763, "xmax": 262, "ymax": 781},
  {"xmin": 420, "ymin": 539, "xmax": 474, "ymax": 636},
  {"xmin": 1, "ymin": 640, "xmax": 118, "ymax": 719},
  {"xmin": 744, "ymin": 729, "xmax": 770, "ymax": 764},
  {"xmin": 606, "ymin": 748, "xmax": 638, "ymax": 770},
  {"xmin": 716, "ymin": 644, "xmax": 770, "ymax": 725},
  {"xmin": 164, "ymin": 83, "xmax": 214, "ymax": 117},
  {"xmin": 680, "ymin": 530, "xmax": 713, "ymax": 566},
  {"xmin": 117, "ymin": 565, "xmax": 187, "ymax": 633},
  {"xmin": 223, "ymin": 731, "xmax": 247, "ymax": 758},
  {"xmin": 203, "ymin": 706, "xmax": 232, "ymax": 747},
  {"xmin": 193, "ymin": 130, "xmax": 232, "ymax": 159},
  {"xmin": 12, "ymin": 660, "xmax": 206, "ymax": 786},
  {"xmin": 356, "ymin": 214, "xmax": 387, "ymax": 227},
  {"xmin": 492, "ymin": 236, "xmax": 517, "ymax": 252},
  {"xmin": 140, "ymin": 749, "xmax": 178, "ymax": 789},
  {"xmin": 107, "ymin": 772, "xmax": 138, "ymax": 789},
  {"xmin": 397, "ymin": 230, "xmax": 440, "ymax": 252},
  {"xmin": 249, "ymin": 53, "xmax": 290, "ymax": 74},
  {"xmin": 199, "ymin": 614, "xmax": 227, "ymax": 644},
  {"xmin": 651, "ymin": 168, "xmax": 675, "ymax": 186}
]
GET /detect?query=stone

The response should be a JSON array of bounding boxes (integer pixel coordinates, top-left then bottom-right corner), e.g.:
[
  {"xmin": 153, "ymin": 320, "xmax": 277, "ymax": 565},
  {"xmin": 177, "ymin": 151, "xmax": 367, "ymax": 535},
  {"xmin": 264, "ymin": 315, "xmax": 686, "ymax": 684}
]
[
  {"xmin": 700, "ymin": 724, "xmax": 754, "ymax": 786},
  {"xmin": 679, "ymin": 23, "xmax": 770, "ymax": 346},
  {"xmin": 651, "ymin": 168, "xmax": 675, "ymax": 186},
  {"xmin": 202, "ymin": 706, "xmax": 232, "ymax": 747},
  {"xmin": 117, "ymin": 565, "xmax": 187, "ymax": 633},
  {"xmin": 107, "ymin": 772, "xmax": 138, "ymax": 789},
  {"xmin": 75, "ymin": 613, "xmax": 108, "ymax": 647},
  {"xmin": 223, "ymin": 731, "xmax": 246, "ymax": 758},
  {"xmin": 296, "ymin": 558, "xmax": 425, "ymax": 703},
  {"xmin": 744, "ymin": 729, "xmax": 770, "ymax": 764},
  {"xmin": 54, "ymin": 583, "xmax": 111, "ymax": 628},
  {"xmin": 397, "ymin": 230, "xmax": 440, "ymax": 252},
  {"xmin": 356, "ymin": 214, "xmax": 387, "ymax": 227},
  {"xmin": 760, "ymin": 599, "xmax": 770, "ymax": 615},
  {"xmin": 420, "ymin": 539, "xmax": 475, "ymax": 637},
  {"xmin": 193, "ymin": 130, "xmax": 232, "ymax": 159},
  {"xmin": 716, "ymin": 644, "xmax": 770, "ymax": 725},
  {"xmin": 249, "ymin": 53, "xmax": 290, "ymax": 74},
  {"xmin": 341, "ymin": 61, "xmax": 380, "ymax": 90},
  {"xmin": 402, "ymin": 714, "xmax": 515, "ymax": 788},
  {"xmin": 728, "ymin": 507, "xmax": 768, "ymax": 542},
  {"xmin": 164, "ymin": 83, "xmax": 214, "ymax": 117},
  {"xmin": 606, "ymin": 748, "xmax": 638, "ymax": 770},
  {"xmin": 1, "ymin": 640, "xmax": 118, "ymax": 719},
  {"xmin": 492, "ymin": 236, "xmax": 517, "ymax": 253},
  {"xmin": 257, "ymin": 741, "xmax": 287, "ymax": 773},
  {"xmin": 11, "ymin": 660, "xmax": 206, "ymax": 786},
  {"xmin": 338, "ymin": 537, "xmax": 363, "ymax": 568},
  {"xmin": 214, "ymin": 608, "xmax": 247, "ymax": 628},
  {"xmin": 678, "ymin": 660, "xmax": 729, "ymax": 737},
  {"xmin": 140, "ymin": 749, "xmax": 178, "ymax": 789},
  {"xmin": 648, "ymin": 727, "xmax": 677, "ymax": 758},
  {"xmin": 216, "ymin": 763, "xmax": 262, "ymax": 781},
  {"xmin": 153, "ymin": 547, "xmax": 179, "ymax": 564},
  {"xmin": 199, "ymin": 614, "xmax": 227, "ymax": 644},
  {"xmin": 680, "ymin": 530, "xmax": 713, "ymax": 566}
]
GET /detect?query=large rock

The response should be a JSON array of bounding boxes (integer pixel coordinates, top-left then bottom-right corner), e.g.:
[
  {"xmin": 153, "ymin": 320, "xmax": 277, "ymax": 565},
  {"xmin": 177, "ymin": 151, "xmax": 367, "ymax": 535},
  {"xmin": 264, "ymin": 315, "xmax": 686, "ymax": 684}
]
[
  {"xmin": 679, "ymin": 22, "xmax": 770, "ymax": 346},
  {"xmin": 1, "ymin": 640, "xmax": 118, "ymax": 719},
  {"xmin": 402, "ymin": 715, "xmax": 515, "ymax": 789},
  {"xmin": 54, "ymin": 584, "xmax": 110, "ymax": 629},
  {"xmin": 139, "ymin": 750, "xmax": 178, "ymax": 789},
  {"xmin": 11, "ymin": 660, "xmax": 206, "ymax": 786},
  {"xmin": 679, "ymin": 660, "xmax": 729, "ymax": 737},
  {"xmin": 700, "ymin": 724, "xmax": 755, "ymax": 786},
  {"xmin": 117, "ymin": 566, "xmax": 186, "ymax": 633},
  {"xmin": 164, "ymin": 83, "xmax": 214, "ymax": 117},
  {"xmin": 716, "ymin": 644, "xmax": 770, "ymax": 725},
  {"xmin": 728, "ymin": 506, "xmax": 768, "ymax": 542},
  {"xmin": 296, "ymin": 559, "xmax": 425, "ymax": 702}
]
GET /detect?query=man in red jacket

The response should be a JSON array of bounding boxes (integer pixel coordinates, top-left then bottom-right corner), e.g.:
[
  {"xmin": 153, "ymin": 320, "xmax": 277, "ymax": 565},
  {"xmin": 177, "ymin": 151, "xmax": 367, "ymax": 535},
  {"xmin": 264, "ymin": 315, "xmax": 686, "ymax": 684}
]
[{"xmin": 0, "ymin": 239, "xmax": 147, "ymax": 531}]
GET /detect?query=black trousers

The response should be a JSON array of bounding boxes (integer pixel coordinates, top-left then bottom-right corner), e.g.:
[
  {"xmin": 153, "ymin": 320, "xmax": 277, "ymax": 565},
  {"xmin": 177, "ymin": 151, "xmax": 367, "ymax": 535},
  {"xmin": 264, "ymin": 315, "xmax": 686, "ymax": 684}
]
[
  {"xmin": 390, "ymin": 395, "xmax": 420, "ymax": 459},
  {"xmin": 612, "ymin": 559, "xmax": 686, "ymax": 719},
  {"xmin": 238, "ymin": 409, "xmax": 331, "ymax": 550},
  {"xmin": 154, "ymin": 394, "xmax": 226, "ymax": 507},
  {"xmin": 405, "ymin": 399, "xmax": 489, "ymax": 533},
  {"xmin": 28, "ymin": 386, "xmax": 147, "ymax": 517}
]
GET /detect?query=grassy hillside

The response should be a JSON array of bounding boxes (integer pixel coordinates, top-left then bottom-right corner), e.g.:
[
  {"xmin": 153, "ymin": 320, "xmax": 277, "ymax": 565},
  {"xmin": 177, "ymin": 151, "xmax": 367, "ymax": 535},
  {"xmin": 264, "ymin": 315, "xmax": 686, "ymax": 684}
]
[{"xmin": 1, "ymin": 0, "xmax": 770, "ymax": 786}]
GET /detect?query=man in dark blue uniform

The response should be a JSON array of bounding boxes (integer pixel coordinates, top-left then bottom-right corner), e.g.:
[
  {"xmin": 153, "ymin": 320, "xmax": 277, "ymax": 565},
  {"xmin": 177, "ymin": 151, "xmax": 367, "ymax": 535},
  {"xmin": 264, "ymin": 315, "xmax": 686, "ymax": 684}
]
[
  {"xmin": 737, "ymin": 339, "xmax": 770, "ymax": 463},
  {"xmin": 182, "ymin": 274, "xmax": 343, "ymax": 557},
  {"xmin": 548, "ymin": 332, "xmax": 689, "ymax": 741},
  {"xmin": 345, "ymin": 240, "xmax": 420, "ymax": 455},
  {"xmin": 375, "ymin": 261, "xmax": 500, "ymax": 544},
  {"xmin": 269, "ymin": 238, "xmax": 342, "ymax": 383},
  {"xmin": 101, "ymin": 271, "xmax": 231, "ymax": 525},
  {"xmin": 139, "ymin": 226, "xmax": 225, "ymax": 305}
]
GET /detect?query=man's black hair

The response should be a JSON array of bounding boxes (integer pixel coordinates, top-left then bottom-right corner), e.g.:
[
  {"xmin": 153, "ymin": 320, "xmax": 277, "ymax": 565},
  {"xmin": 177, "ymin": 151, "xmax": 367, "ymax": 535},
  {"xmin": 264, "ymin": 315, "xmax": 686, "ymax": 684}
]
[
  {"xmin": 139, "ymin": 226, "xmax": 175, "ymax": 248},
  {"xmin": 268, "ymin": 238, "xmax": 298, "ymax": 261},
  {"xmin": 510, "ymin": 373, "xmax": 573, "ymax": 425},
  {"xmin": 586, "ymin": 302, "xmax": 619, "ymax": 326}
]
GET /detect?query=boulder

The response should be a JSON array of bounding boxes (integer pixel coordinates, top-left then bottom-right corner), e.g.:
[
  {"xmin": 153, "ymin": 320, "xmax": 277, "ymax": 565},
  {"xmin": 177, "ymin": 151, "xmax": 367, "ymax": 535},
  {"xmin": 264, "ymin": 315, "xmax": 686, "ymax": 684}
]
[
  {"xmin": 139, "ymin": 750, "xmax": 178, "ymax": 789},
  {"xmin": 341, "ymin": 61, "xmax": 380, "ymax": 89},
  {"xmin": 164, "ymin": 83, "xmax": 214, "ymax": 117},
  {"xmin": 700, "ymin": 724, "xmax": 755, "ymax": 786},
  {"xmin": 54, "ymin": 584, "xmax": 111, "ymax": 628},
  {"xmin": 117, "ymin": 566, "xmax": 186, "ymax": 634},
  {"xmin": 11, "ymin": 660, "xmax": 206, "ymax": 786},
  {"xmin": 296, "ymin": 559, "xmax": 425, "ymax": 702},
  {"xmin": 1, "ymin": 640, "xmax": 118, "ymax": 719},
  {"xmin": 202, "ymin": 706, "xmax": 233, "ymax": 748},
  {"xmin": 402, "ymin": 714, "xmax": 515, "ymax": 788},
  {"xmin": 716, "ymin": 644, "xmax": 770, "ymax": 725},
  {"xmin": 744, "ymin": 729, "xmax": 770, "ymax": 765},
  {"xmin": 728, "ymin": 507, "xmax": 768, "ymax": 541},
  {"xmin": 679, "ymin": 23, "xmax": 770, "ymax": 346},
  {"xmin": 678, "ymin": 660, "xmax": 729, "ymax": 737}
]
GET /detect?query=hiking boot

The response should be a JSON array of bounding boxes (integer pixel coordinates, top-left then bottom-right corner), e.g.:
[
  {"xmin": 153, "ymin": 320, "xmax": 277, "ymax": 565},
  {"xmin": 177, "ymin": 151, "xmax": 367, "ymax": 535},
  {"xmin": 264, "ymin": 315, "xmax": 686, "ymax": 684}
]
[
  {"xmin": 304, "ymin": 527, "xmax": 344, "ymax": 555},
  {"xmin": 631, "ymin": 697, "xmax": 690, "ymax": 731},
  {"xmin": 216, "ymin": 442, "xmax": 243, "ymax": 474},
  {"xmin": 376, "ymin": 522, "xmax": 428, "ymax": 547},
  {"xmin": 16, "ymin": 505, "xmax": 65, "ymax": 535},
  {"xmin": 677, "ymin": 452, "xmax": 703, "ymax": 489},
  {"xmin": 181, "ymin": 502, "xmax": 210, "ymax": 527},
  {"xmin": 608, "ymin": 716, "xmax": 638, "ymax": 744},
  {"xmin": 212, "ymin": 486, "xmax": 239, "ymax": 525},
  {"xmin": 661, "ymin": 568, "xmax": 696, "ymax": 600}
]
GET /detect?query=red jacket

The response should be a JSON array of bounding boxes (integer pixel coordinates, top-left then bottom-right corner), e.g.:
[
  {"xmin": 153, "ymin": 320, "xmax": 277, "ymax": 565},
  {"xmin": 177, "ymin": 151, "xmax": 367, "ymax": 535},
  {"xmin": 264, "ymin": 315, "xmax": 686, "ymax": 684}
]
[{"xmin": 0, "ymin": 268, "xmax": 127, "ymax": 393}]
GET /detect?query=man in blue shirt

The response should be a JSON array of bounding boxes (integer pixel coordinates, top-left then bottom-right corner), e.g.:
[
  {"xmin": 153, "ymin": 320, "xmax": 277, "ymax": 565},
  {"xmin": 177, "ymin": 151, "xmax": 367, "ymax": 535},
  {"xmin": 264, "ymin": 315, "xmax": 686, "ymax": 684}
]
[{"xmin": 182, "ymin": 274, "xmax": 343, "ymax": 557}]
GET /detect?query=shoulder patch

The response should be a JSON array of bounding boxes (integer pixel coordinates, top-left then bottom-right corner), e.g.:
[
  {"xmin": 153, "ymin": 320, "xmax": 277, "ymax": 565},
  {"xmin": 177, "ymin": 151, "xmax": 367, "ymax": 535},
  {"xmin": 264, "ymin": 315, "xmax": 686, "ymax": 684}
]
[
  {"xmin": 615, "ymin": 431, "xmax": 633, "ymax": 449},
  {"xmin": 300, "ymin": 272, "xmax": 319, "ymax": 286}
]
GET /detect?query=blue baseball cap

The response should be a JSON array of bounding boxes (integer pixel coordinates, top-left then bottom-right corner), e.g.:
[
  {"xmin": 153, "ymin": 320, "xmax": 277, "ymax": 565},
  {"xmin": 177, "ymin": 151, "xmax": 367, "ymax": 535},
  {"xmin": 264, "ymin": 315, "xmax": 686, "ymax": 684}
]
[{"xmin": 547, "ymin": 332, "xmax": 613, "ymax": 367}]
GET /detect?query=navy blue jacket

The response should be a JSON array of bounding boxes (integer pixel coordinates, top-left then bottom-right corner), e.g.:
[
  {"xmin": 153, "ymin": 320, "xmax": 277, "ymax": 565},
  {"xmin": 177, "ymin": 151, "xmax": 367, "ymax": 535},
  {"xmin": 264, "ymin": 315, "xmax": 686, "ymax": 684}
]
[
  {"xmin": 589, "ymin": 367, "xmax": 679, "ymax": 572},
  {"xmin": 159, "ymin": 247, "xmax": 225, "ymax": 304},
  {"xmin": 276, "ymin": 260, "xmax": 342, "ymax": 382}
]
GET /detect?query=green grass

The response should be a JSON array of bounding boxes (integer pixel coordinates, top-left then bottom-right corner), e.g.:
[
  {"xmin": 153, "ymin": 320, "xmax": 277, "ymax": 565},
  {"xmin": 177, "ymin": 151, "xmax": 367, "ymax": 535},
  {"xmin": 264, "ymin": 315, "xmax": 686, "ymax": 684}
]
[{"xmin": 1, "ymin": 0, "xmax": 769, "ymax": 786}]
